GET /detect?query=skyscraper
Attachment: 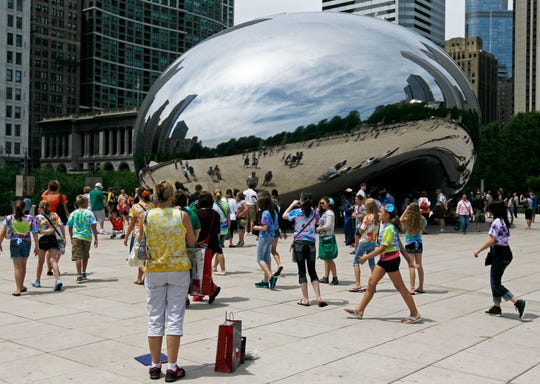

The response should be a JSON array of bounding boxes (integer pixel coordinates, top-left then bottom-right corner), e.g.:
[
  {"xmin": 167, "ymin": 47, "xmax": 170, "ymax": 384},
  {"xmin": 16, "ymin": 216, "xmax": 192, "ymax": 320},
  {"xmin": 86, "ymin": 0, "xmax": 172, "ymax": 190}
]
[
  {"xmin": 445, "ymin": 37, "xmax": 498, "ymax": 124},
  {"xmin": 322, "ymin": 0, "xmax": 445, "ymax": 46},
  {"xmin": 514, "ymin": 0, "xmax": 540, "ymax": 113},
  {"xmin": 1, "ymin": 0, "xmax": 31, "ymax": 167},
  {"xmin": 80, "ymin": 0, "xmax": 234, "ymax": 111},
  {"xmin": 465, "ymin": 1, "xmax": 513, "ymax": 77}
]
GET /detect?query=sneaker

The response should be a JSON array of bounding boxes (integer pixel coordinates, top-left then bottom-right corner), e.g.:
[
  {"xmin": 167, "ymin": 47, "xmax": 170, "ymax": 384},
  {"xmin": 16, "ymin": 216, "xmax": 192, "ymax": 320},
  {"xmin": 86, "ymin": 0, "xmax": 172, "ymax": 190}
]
[
  {"xmin": 165, "ymin": 366, "xmax": 185, "ymax": 382},
  {"xmin": 255, "ymin": 280, "xmax": 269, "ymax": 288},
  {"xmin": 319, "ymin": 276, "xmax": 329, "ymax": 284},
  {"xmin": 81, "ymin": 273, "xmax": 88, "ymax": 282},
  {"xmin": 54, "ymin": 280, "xmax": 63, "ymax": 291},
  {"xmin": 120, "ymin": 234, "xmax": 125, "ymax": 239},
  {"xmin": 485, "ymin": 305, "xmax": 502, "ymax": 316},
  {"xmin": 98, "ymin": 229, "xmax": 106, "ymax": 234},
  {"xmin": 192, "ymin": 295, "xmax": 203, "ymax": 302},
  {"xmin": 110, "ymin": 234, "xmax": 116, "ymax": 239},
  {"xmin": 269, "ymin": 275, "xmax": 278, "ymax": 289},
  {"xmin": 76, "ymin": 276, "xmax": 83, "ymax": 284},
  {"xmin": 31, "ymin": 280, "xmax": 41, "ymax": 288},
  {"xmin": 515, "ymin": 299, "xmax": 527, "ymax": 319},
  {"xmin": 214, "ymin": 270, "xmax": 226, "ymax": 275},
  {"xmin": 330, "ymin": 277, "xmax": 339, "ymax": 286},
  {"xmin": 149, "ymin": 365, "xmax": 162, "ymax": 380}
]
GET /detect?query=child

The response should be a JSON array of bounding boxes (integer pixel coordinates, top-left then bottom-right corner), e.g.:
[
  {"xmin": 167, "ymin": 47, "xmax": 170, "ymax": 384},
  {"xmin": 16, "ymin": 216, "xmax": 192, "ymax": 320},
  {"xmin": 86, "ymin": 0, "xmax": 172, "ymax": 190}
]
[
  {"xmin": 66, "ymin": 195, "xmax": 98, "ymax": 284},
  {"xmin": 252, "ymin": 192, "xmax": 279, "ymax": 289},
  {"xmin": 109, "ymin": 209, "xmax": 125, "ymax": 239},
  {"xmin": 401, "ymin": 202, "xmax": 426, "ymax": 294},
  {"xmin": 0, "ymin": 200, "xmax": 39, "ymax": 296}
]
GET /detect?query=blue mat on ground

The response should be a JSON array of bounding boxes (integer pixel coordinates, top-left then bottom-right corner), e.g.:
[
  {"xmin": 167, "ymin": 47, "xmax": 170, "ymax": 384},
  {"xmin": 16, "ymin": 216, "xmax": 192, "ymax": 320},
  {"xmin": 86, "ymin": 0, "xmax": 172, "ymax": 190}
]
[{"xmin": 134, "ymin": 353, "xmax": 168, "ymax": 366}]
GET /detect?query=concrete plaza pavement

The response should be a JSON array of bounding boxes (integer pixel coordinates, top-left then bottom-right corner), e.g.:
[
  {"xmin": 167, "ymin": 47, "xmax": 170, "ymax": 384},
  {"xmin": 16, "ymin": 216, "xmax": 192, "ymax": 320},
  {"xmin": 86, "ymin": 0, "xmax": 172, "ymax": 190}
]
[{"xmin": 0, "ymin": 217, "xmax": 538, "ymax": 383}]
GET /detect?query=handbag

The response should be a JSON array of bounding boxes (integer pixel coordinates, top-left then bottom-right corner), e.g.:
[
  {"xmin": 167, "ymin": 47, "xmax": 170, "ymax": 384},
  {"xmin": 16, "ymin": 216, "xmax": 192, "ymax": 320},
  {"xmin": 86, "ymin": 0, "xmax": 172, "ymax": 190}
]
[
  {"xmin": 137, "ymin": 231, "xmax": 152, "ymax": 260},
  {"xmin": 484, "ymin": 248, "xmax": 493, "ymax": 266},
  {"xmin": 215, "ymin": 312, "xmax": 245, "ymax": 373},
  {"xmin": 318, "ymin": 235, "xmax": 338, "ymax": 260}
]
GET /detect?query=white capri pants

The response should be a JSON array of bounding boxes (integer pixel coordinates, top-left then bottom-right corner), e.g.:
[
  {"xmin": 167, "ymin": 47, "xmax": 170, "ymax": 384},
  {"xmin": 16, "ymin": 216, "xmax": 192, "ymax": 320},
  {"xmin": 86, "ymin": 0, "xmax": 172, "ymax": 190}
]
[{"xmin": 145, "ymin": 271, "xmax": 190, "ymax": 337}]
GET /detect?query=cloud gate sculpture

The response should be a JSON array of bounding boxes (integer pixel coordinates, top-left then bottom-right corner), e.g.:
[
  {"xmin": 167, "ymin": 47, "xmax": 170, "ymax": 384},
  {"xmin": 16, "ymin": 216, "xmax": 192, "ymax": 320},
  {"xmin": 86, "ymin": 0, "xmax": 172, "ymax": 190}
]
[{"xmin": 134, "ymin": 12, "xmax": 479, "ymax": 203}]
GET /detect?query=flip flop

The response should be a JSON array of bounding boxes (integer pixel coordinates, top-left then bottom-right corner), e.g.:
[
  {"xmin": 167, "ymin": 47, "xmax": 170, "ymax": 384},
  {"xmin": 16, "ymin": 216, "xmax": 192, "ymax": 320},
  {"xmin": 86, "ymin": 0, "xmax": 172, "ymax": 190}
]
[
  {"xmin": 344, "ymin": 307, "xmax": 363, "ymax": 319},
  {"xmin": 401, "ymin": 315, "xmax": 422, "ymax": 324},
  {"xmin": 297, "ymin": 300, "xmax": 310, "ymax": 307},
  {"xmin": 21, "ymin": 287, "xmax": 27, "ymax": 292},
  {"xmin": 12, "ymin": 292, "xmax": 21, "ymax": 296},
  {"xmin": 348, "ymin": 287, "xmax": 366, "ymax": 292},
  {"xmin": 415, "ymin": 289, "xmax": 425, "ymax": 294},
  {"xmin": 133, "ymin": 281, "xmax": 144, "ymax": 285},
  {"xmin": 318, "ymin": 301, "xmax": 328, "ymax": 308}
]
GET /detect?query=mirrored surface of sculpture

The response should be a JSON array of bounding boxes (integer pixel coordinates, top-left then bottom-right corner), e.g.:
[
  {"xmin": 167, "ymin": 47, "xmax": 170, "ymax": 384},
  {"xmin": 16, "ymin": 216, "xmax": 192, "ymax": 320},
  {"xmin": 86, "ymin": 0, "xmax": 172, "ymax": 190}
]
[{"xmin": 134, "ymin": 12, "xmax": 480, "ymax": 203}]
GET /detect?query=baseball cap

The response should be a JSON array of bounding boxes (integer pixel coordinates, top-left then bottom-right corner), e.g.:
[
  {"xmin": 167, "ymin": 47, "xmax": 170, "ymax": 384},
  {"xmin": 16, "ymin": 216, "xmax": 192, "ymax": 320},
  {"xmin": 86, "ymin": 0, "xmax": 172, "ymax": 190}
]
[
  {"xmin": 345, "ymin": 188, "xmax": 353, "ymax": 193},
  {"xmin": 95, "ymin": 182, "xmax": 103, "ymax": 188}
]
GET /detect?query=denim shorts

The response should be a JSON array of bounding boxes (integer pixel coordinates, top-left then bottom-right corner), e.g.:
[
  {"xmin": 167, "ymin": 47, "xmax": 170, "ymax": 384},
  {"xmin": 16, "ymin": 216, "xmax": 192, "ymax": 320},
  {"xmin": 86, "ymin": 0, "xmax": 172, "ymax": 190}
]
[
  {"xmin": 256, "ymin": 236, "xmax": 273, "ymax": 264},
  {"xmin": 10, "ymin": 239, "xmax": 32, "ymax": 259},
  {"xmin": 405, "ymin": 241, "xmax": 423, "ymax": 254},
  {"xmin": 353, "ymin": 242, "xmax": 375, "ymax": 266}
]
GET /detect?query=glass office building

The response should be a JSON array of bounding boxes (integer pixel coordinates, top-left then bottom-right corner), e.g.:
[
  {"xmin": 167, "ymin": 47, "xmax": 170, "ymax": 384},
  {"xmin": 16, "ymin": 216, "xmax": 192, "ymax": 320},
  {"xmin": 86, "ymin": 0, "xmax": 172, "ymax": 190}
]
[
  {"xmin": 80, "ymin": 0, "xmax": 234, "ymax": 111},
  {"xmin": 465, "ymin": 0, "xmax": 513, "ymax": 77},
  {"xmin": 322, "ymin": 0, "xmax": 445, "ymax": 46}
]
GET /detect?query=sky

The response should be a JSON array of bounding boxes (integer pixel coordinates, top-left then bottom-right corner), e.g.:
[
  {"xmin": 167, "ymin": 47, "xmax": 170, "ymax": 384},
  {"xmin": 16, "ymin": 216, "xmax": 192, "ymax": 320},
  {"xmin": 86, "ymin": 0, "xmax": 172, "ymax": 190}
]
[{"xmin": 234, "ymin": 0, "xmax": 466, "ymax": 40}]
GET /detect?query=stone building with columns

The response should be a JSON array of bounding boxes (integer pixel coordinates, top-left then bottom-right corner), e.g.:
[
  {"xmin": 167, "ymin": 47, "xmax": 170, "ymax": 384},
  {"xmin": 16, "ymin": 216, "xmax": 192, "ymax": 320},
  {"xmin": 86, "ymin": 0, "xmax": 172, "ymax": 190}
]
[{"xmin": 38, "ymin": 107, "xmax": 137, "ymax": 173}]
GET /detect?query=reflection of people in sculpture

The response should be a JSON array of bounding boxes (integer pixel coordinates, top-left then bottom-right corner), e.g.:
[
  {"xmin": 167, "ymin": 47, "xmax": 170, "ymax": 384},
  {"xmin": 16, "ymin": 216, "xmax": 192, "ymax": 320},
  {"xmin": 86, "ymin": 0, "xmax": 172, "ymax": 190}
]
[
  {"xmin": 187, "ymin": 164, "xmax": 197, "ymax": 181},
  {"xmin": 213, "ymin": 165, "xmax": 222, "ymax": 180},
  {"xmin": 319, "ymin": 166, "xmax": 337, "ymax": 180},
  {"xmin": 246, "ymin": 172, "xmax": 259, "ymax": 188},
  {"xmin": 262, "ymin": 171, "xmax": 273, "ymax": 186},
  {"xmin": 182, "ymin": 167, "xmax": 190, "ymax": 182},
  {"xmin": 335, "ymin": 160, "xmax": 347, "ymax": 171},
  {"xmin": 244, "ymin": 157, "xmax": 250, "ymax": 168},
  {"xmin": 207, "ymin": 167, "xmax": 216, "ymax": 182},
  {"xmin": 252, "ymin": 157, "xmax": 259, "ymax": 168}
]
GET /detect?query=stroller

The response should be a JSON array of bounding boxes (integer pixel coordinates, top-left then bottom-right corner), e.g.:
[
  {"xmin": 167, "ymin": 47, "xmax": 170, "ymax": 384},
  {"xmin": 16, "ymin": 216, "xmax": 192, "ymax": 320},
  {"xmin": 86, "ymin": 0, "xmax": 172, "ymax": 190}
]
[{"xmin": 109, "ymin": 210, "xmax": 125, "ymax": 239}]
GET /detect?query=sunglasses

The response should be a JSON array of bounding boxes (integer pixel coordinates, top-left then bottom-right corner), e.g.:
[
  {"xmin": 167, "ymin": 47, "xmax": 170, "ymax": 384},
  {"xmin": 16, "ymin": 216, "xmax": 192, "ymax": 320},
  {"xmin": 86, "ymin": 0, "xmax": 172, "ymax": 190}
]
[{"xmin": 319, "ymin": 202, "xmax": 326, "ymax": 205}]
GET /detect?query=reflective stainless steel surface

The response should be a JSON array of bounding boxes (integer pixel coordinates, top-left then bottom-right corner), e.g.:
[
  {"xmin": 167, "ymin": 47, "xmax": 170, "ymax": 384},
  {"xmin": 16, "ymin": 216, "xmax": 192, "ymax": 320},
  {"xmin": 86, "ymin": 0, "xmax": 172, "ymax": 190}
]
[{"xmin": 134, "ymin": 12, "xmax": 479, "ymax": 201}]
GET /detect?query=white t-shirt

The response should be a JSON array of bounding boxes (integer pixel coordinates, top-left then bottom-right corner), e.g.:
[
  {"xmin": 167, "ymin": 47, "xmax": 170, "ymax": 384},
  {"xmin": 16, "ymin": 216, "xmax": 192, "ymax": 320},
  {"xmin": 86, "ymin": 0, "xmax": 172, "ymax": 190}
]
[
  {"xmin": 243, "ymin": 188, "xmax": 258, "ymax": 206},
  {"xmin": 227, "ymin": 197, "xmax": 238, "ymax": 220}
]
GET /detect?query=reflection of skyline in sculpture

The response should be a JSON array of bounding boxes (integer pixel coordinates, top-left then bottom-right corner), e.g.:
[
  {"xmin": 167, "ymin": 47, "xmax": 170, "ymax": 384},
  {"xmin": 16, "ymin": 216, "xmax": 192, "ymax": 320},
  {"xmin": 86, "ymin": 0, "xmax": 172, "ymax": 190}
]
[
  {"xmin": 135, "ymin": 13, "xmax": 479, "ymax": 151},
  {"xmin": 404, "ymin": 75, "xmax": 434, "ymax": 103},
  {"xmin": 134, "ymin": 12, "xmax": 480, "ymax": 201}
]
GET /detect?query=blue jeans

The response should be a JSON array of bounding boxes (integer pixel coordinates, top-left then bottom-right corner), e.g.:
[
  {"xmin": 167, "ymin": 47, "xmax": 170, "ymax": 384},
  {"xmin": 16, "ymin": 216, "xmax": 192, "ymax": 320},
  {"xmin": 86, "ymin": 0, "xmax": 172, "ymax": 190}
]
[
  {"xmin": 353, "ymin": 242, "xmax": 375, "ymax": 269},
  {"xmin": 459, "ymin": 215, "xmax": 470, "ymax": 233},
  {"xmin": 294, "ymin": 240, "xmax": 318, "ymax": 284},
  {"xmin": 256, "ymin": 235, "xmax": 273, "ymax": 265},
  {"xmin": 490, "ymin": 245, "xmax": 514, "ymax": 304}
]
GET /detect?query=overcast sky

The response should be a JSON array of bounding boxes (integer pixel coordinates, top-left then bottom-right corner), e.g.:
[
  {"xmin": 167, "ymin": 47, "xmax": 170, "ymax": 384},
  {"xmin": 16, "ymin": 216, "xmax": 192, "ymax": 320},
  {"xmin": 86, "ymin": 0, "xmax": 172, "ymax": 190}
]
[{"xmin": 234, "ymin": 0, "xmax": 467, "ymax": 40}]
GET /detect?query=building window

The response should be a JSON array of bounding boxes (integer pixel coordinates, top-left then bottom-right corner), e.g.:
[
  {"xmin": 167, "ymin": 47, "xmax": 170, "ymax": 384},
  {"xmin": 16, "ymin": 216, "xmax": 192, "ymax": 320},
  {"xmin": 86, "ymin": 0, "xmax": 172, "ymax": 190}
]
[
  {"xmin": 16, "ymin": 34, "xmax": 22, "ymax": 47},
  {"xmin": 7, "ymin": 51, "xmax": 13, "ymax": 63},
  {"xmin": 16, "ymin": 0, "xmax": 22, "ymax": 12},
  {"xmin": 14, "ymin": 142, "xmax": 20, "ymax": 155},
  {"xmin": 15, "ymin": 70, "xmax": 22, "ymax": 82},
  {"xmin": 8, "ymin": 0, "xmax": 13, "ymax": 9},
  {"xmin": 6, "ymin": 124, "xmax": 12, "ymax": 136},
  {"xmin": 15, "ymin": 125, "xmax": 21, "ymax": 137},
  {"xmin": 16, "ymin": 52, "xmax": 21, "ymax": 65},
  {"xmin": 16, "ymin": 16, "xmax": 22, "ymax": 29},
  {"xmin": 6, "ymin": 106, "xmax": 12, "ymax": 118},
  {"xmin": 15, "ymin": 106, "xmax": 21, "ymax": 118},
  {"xmin": 8, "ymin": 14, "xmax": 14, "ymax": 27},
  {"xmin": 7, "ymin": 33, "xmax": 13, "ymax": 45},
  {"xmin": 6, "ymin": 88, "xmax": 13, "ymax": 100},
  {"xmin": 15, "ymin": 88, "xmax": 21, "ymax": 100},
  {"xmin": 5, "ymin": 142, "xmax": 12, "ymax": 154},
  {"xmin": 6, "ymin": 69, "xmax": 13, "ymax": 81}
]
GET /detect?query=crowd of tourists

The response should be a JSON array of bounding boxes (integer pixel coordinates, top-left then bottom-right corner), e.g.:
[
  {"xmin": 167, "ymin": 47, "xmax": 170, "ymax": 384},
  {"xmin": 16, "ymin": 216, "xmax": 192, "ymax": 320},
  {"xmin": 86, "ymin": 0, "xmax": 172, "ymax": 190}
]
[{"xmin": 0, "ymin": 178, "xmax": 532, "ymax": 381}]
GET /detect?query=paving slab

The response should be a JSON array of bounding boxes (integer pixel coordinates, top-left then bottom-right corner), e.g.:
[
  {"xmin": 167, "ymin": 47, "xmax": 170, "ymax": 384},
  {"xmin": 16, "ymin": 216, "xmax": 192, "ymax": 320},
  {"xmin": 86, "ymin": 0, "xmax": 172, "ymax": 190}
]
[{"xmin": 0, "ymin": 217, "xmax": 538, "ymax": 383}]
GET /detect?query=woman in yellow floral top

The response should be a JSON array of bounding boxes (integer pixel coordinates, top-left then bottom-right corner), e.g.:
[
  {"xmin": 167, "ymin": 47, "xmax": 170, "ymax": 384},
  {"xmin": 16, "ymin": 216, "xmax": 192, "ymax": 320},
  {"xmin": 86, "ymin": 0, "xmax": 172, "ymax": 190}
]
[{"xmin": 144, "ymin": 181, "xmax": 197, "ymax": 382}]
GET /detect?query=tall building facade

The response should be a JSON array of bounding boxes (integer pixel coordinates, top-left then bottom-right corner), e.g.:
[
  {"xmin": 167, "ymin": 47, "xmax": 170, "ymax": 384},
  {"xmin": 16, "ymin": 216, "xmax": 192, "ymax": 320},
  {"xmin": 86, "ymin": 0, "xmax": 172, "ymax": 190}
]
[
  {"xmin": 80, "ymin": 0, "xmax": 234, "ymax": 111},
  {"xmin": 30, "ymin": 0, "xmax": 82, "ymax": 168},
  {"xmin": 466, "ymin": 0, "xmax": 513, "ymax": 77},
  {"xmin": 1, "ymin": 0, "xmax": 31, "ymax": 167},
  {"xmin": 466, "ymin": 0, "xmax": 513, "ymax": 124},
  {"xmin": 322, "ymin": 0, "xmax": 445, "ymax": 46},
  {"xmin": 445, "ymin": 37, "xmax": 498, "ymax": 124},
  {"xmin": 514, "ymin": 0, "xmax": 540, "ymax": 113}
]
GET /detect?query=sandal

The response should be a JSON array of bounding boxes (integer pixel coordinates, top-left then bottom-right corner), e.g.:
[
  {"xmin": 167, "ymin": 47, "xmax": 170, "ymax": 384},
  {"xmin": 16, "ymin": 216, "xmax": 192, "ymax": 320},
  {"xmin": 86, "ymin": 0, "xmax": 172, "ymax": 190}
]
[
  {"xmin": 344, "ymin": 307, "xmax": 363, "ymax": 319},
  {"xmin": 319, "ymin": 276, "xmax": 329, "ymax": 284},
  {"xmin": 349, "ymin": 287, "xmax": 366, "ymax": 292},
  {"xmin": 297, "ymin": 300, "xmax": 310, "ymax": 307},
  {"xmin": 415, "ymin": 289, "xmax": 425, "ymax": 294},
  {"xmin": 401, "ymin": 315, "xmax": 422, "ymax": 324},
  {"xmin": 318, "ymin": 301, "xmax": 328, "ymax": 308},
  {"xmin": 12, "ymin": 292, "xmax": 21, "ymax": 297}
]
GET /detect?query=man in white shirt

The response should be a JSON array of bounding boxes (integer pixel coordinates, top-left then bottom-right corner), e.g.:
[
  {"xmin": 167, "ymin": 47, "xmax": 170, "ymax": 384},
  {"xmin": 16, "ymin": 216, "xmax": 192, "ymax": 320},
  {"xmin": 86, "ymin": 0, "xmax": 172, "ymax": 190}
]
[
  {"xmin": 356, "ymin": 183, "xmax": 367, "ymax": 198},
  {"xmin": 243, "ymin": 184, "xmax": 258, "ymax": 233}
]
